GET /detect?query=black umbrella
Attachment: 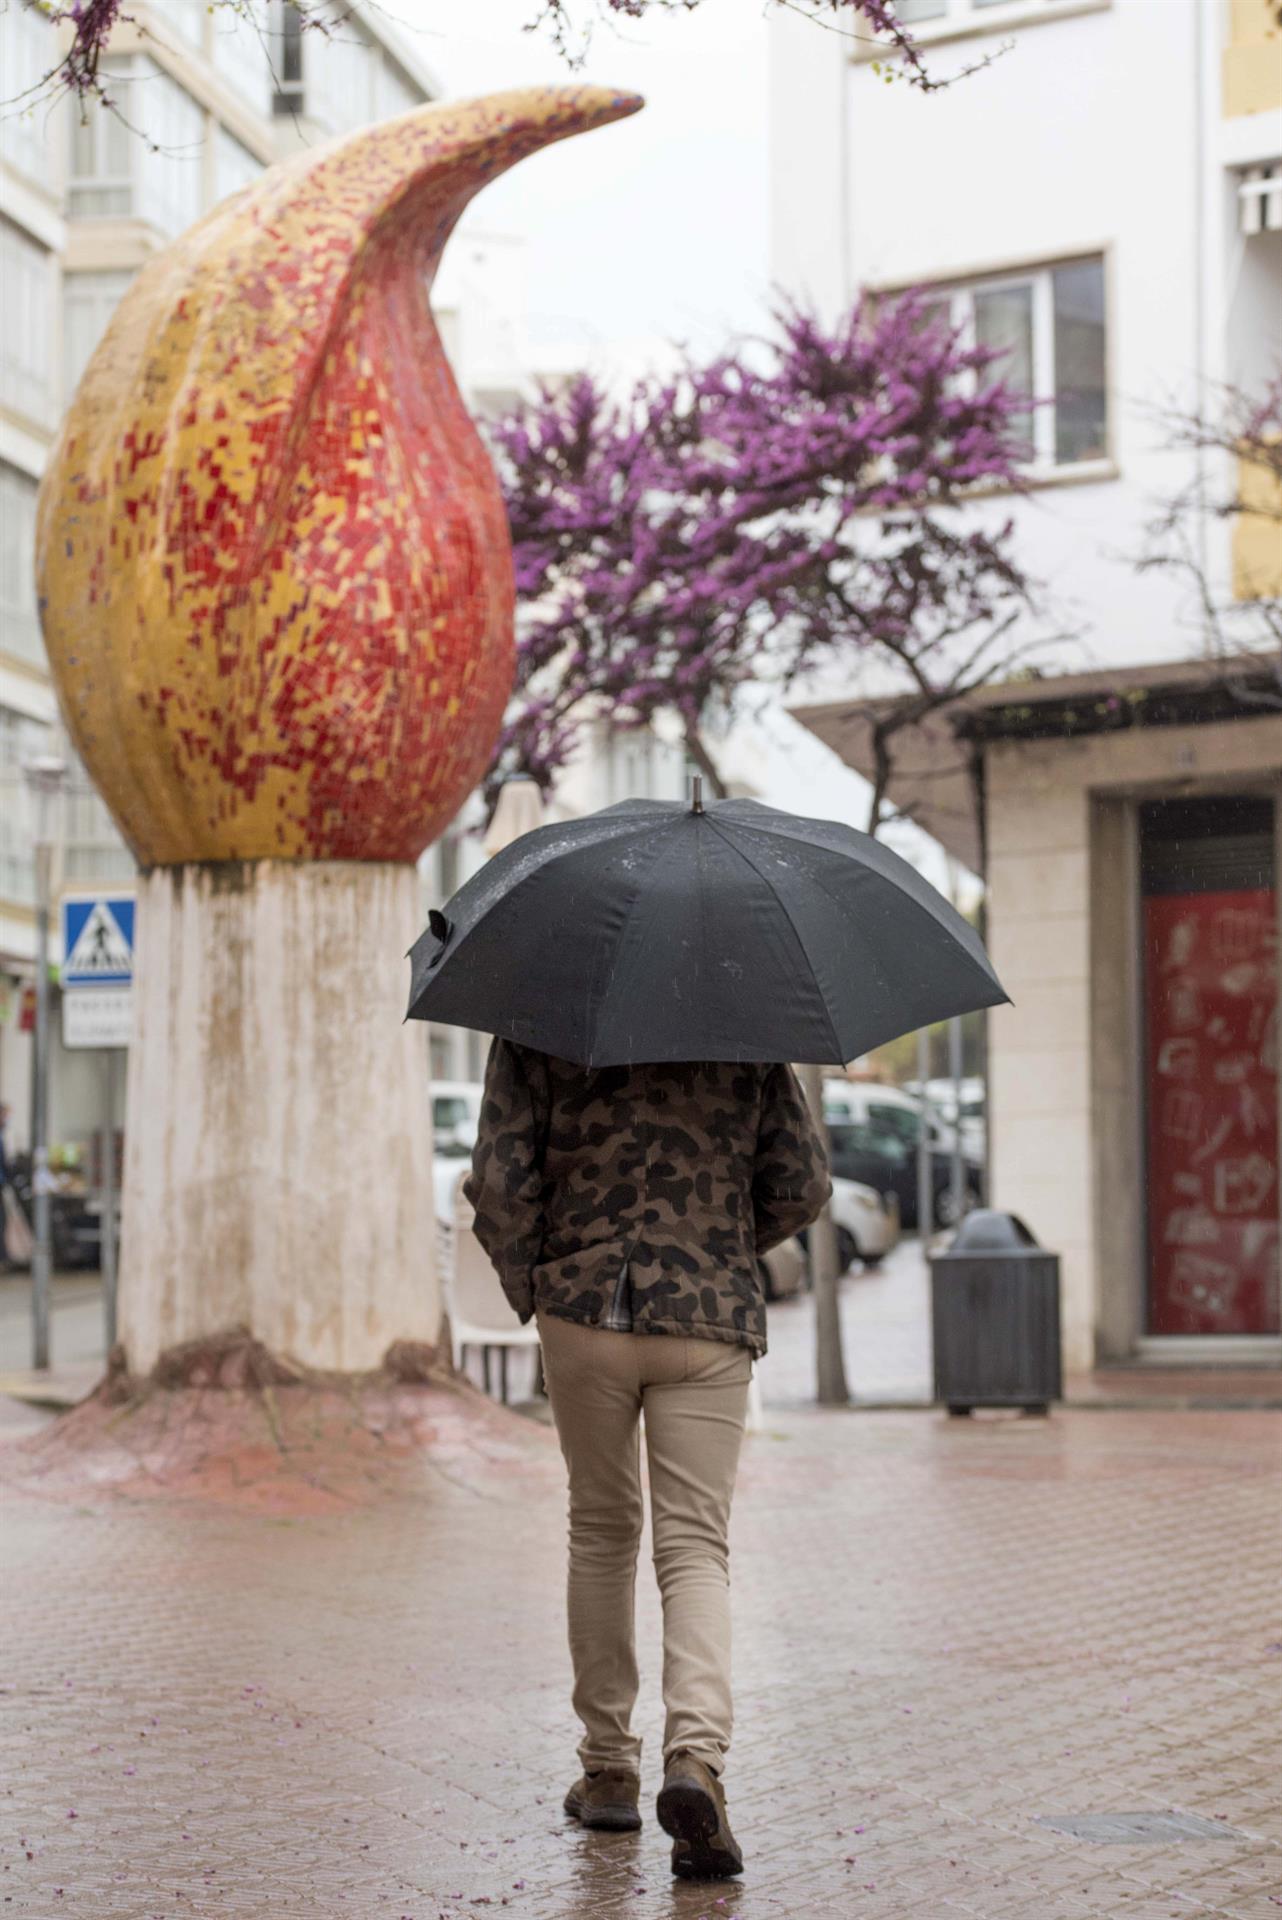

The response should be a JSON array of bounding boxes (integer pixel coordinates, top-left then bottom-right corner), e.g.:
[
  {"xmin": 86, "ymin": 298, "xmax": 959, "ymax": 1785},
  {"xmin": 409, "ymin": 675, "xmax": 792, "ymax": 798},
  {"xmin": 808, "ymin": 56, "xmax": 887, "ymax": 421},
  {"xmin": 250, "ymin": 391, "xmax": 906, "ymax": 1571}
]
[{"xmin": 406, "ymin": 789, "xmax": 1008, "ymax": 1067}]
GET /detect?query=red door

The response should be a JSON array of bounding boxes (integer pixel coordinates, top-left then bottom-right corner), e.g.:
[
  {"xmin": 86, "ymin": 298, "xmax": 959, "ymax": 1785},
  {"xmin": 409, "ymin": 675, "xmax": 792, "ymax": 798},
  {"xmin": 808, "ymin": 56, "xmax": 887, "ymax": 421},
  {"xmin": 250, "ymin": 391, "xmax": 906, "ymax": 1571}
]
[{"xmin": 1144, "ymin": 861, "xmax": 1279, "ymax": 1336}]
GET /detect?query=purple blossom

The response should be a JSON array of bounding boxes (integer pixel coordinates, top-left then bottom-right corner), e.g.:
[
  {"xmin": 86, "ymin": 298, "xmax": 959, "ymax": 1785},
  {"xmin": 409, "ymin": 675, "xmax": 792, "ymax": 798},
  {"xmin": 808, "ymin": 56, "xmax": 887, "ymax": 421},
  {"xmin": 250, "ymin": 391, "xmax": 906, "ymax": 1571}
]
[{"xmin": 487, "ymin": 288, "xmax": 1035, "ymax": 807}]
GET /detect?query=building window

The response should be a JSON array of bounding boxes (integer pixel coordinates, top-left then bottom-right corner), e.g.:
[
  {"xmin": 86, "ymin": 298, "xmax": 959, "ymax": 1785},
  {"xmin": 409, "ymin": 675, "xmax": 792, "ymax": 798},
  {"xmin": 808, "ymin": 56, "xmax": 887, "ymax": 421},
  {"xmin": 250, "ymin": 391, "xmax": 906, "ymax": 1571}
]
[
  {"xmin": 268, "ymin": 2, "xmax": 424, "ymax": 133},
  {"xmin": 926, "ymin": 256, "xmax": 1107, "ymax": 471},
  {"xmin": 0, "ymin": 463, "xmax": 43, "ymax": 671},
  {"xmin": 69, "ymin": 64, "xmax": 135, "ymax": 218},
  {"xmin": 0, "ymin": 706, "xmax": 53, "ymax": 907},
  {"xmin": 373, "ymin": 53, "xmax": 422, "ymax": 122},
  {"xmin": 270, "ymin": 0, "xmax": 306, "ymax": 115},
  {"xmin": 213, "ymin": 3, "xmax": 272, "ymax": 119},
  {"xmin": 308, "ymin": 19, "xmax": 374, "ymax": 135},
  {"xmin": 895, "ymin": 0, "xmax": 1080, "ymax": 20},
  {"xmin": 61, "ymin": 752, "xmax": 136, "ymax": 889},
  {"xmin": 1051, "ymin": 258, "xmax": 1107, "ymax": 464},
  {"xmin": 0, "ymin": 2, "xmax": 59, "ymax": 187},
  {"xmin": 69, "ymin": 58, "xmax": 206, "ymax": 236},
  {"xmin": 0, "ymin": 221, "xmax": 55, "ymax": 429},
  {"xmin": 64, "ymin": 269, "xmax": 134, "ymax": 397},
  {"xmin": 214, "ymin": 127, "xmax": 264, "ymax": 205}
]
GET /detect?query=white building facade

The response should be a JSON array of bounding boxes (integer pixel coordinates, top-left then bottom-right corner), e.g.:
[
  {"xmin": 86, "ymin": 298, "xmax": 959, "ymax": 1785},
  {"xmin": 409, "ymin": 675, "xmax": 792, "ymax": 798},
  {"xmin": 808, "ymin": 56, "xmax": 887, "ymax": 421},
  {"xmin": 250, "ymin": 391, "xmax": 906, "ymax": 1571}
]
[{"xmin": 773, "ymin": 0, "xmax": 1282, "ymax": 1370}]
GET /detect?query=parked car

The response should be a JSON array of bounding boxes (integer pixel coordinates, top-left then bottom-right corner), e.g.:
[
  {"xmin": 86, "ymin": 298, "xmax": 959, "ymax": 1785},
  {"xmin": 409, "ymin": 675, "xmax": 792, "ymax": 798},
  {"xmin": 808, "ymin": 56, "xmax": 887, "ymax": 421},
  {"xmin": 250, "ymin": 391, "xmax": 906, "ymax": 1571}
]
[
  {"xmin": 4, "ymin": 1155, "xmax": 119, "ymax": 1269},
  {"xmin": 432, "ymin": 1081, "xmax": 482, "ymax": 1156},
  {"xmin": 908, "ymin": 1075, "xmax": 987, "ymax": 1163},
  {"xmin": 829, "ymin": 1175, "xmax": 899, "ymax": 1271},
  {"xmin": 760, "ymin": 1235, "xmax": 807, "ymax": 1302},
  {"xmin": 822, "ymin": 1082, "xmax": 983, "ymax": 1230},
  {"xmin": 797, "ymin": 1176, "xmax": 899, "ymax": 1276}
]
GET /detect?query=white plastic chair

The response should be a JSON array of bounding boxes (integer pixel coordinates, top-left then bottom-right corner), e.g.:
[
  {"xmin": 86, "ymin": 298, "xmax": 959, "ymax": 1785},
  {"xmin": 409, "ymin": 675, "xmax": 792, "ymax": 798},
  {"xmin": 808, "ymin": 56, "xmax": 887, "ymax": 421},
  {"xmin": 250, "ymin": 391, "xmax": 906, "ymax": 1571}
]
[{"xmin": 446, "ymin": 1168, "xmax": 541, "ymax": 1403}]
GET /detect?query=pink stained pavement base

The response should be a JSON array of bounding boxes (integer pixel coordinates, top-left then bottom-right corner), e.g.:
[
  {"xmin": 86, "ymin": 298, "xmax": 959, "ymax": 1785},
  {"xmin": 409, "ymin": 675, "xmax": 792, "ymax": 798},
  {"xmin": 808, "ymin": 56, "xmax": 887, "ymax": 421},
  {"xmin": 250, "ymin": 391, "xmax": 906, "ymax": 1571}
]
[{"xmin": 0, "ymin": 1329, "xmax": 556, "ymax": 1519}]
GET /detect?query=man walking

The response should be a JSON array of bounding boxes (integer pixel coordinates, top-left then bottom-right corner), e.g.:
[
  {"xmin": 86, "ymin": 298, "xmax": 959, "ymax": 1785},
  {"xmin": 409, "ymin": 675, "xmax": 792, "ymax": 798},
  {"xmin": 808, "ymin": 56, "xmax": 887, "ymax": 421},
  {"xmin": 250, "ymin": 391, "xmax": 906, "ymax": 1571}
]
[{"xmin": 465, "ymin": 1043, "xmax": 831, "ymax": 1880}]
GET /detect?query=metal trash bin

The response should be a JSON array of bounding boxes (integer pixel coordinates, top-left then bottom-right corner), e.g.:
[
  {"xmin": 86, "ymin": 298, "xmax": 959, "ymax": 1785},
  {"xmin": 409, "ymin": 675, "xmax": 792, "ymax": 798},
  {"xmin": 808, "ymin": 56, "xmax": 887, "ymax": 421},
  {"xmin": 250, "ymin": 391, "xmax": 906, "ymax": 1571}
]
[{"xmin": 930, "ymin": 1210, "xmax": 1062, "ymax": 1416}]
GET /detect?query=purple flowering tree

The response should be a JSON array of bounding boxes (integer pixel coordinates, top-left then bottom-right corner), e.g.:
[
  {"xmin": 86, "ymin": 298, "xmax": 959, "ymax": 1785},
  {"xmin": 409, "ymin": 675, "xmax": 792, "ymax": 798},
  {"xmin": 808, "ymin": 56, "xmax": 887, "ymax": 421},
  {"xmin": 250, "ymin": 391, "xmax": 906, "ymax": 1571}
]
[{"xmin": 488, "ymin": 291, "xmax": 1046, "ymax": 833}]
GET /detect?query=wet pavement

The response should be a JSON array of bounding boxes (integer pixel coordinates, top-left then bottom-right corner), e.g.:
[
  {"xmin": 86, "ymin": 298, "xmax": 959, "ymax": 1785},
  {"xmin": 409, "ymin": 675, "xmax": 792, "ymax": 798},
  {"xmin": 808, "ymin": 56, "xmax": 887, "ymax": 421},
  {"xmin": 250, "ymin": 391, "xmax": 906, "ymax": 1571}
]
[{"xmin": 2, "ymin": 1358, "xmax": 1280, "ymax": 1919}]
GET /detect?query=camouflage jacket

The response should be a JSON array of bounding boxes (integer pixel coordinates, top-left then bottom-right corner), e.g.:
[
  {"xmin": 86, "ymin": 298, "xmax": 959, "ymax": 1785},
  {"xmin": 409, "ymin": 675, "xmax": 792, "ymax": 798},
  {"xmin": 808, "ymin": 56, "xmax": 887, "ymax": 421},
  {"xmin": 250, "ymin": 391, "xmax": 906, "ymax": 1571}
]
[{"xmin": 463, "ymin": 1041, "xmax": 832, "ymax": 1356}]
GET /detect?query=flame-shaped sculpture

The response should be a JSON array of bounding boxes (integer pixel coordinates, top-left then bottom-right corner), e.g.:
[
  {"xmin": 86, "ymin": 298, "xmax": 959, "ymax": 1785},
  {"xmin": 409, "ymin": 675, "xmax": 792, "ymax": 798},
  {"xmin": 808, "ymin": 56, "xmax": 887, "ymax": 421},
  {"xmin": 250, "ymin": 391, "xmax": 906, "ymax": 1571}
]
[{"xmin": 35, "ymin": 88, "xmax": 641, "ymax": 865}]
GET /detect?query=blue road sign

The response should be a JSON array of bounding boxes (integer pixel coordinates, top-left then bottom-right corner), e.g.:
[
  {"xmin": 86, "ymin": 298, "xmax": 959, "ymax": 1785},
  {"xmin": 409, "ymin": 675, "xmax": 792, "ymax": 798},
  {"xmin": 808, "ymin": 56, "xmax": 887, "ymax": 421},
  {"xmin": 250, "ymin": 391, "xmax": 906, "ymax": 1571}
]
[{"xmin": 61, "ymin": 893, "xmax": 135, "ymax": 988}]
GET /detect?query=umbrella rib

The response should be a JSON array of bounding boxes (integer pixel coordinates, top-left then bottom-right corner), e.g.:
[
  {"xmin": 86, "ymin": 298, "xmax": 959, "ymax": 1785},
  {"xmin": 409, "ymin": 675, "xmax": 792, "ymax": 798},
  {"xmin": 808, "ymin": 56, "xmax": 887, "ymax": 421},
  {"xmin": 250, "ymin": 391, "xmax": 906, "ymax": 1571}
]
[
  {"xmin": 714, "ymin": 807, "xmax": 967, "ymax": 939},
  {"xmin": 704, "ymin": 814, "xmax": 846, "ymax": 1065},
  {"xmin": 588, "ymin": 815, "xmax": 692, "ymax": 1055},
  {"xmin": 722, "ymin": 818, "xmax": 999, "ymax": 997}
]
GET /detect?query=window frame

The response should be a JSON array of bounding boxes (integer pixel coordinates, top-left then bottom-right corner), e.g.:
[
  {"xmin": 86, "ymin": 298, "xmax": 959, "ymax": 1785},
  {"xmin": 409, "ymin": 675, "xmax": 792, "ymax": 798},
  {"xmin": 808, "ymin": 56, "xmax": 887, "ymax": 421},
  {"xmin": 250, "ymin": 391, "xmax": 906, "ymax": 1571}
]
[
  {"xmin": 68, "ymin": 58, "xmax": 135, "ymax": 220},
  {"xmin": 854, "ymin": 0, "xmax": 1112, "ymax": 58},
  {"xmin": 269, "ymin": 0, "xmax": 306, "ymax": 115},
  {"xmin": 0, "ymin": 1, "xmax": 60, "ymax": 188},
  {"xmin": 904, "ymin": 250, "xmax": 1114, "ymax": 484},
  {"xmin": 63, "ymin": 268, "xmax": 135, "ymax": 398},
  {"xmin": 0, "ymin": 702, "xmax": 54, "ymax": 907},
  {"xmin": 213, "ymin": 125, "xmax": 264, "ymax": 206},
  {"xmin": 67, "ymin": 54, "xmax": 207, "ymax": 237},
  {"xmin": 0, "ymin": 221, "xmax": 57, "ymax": 432}
]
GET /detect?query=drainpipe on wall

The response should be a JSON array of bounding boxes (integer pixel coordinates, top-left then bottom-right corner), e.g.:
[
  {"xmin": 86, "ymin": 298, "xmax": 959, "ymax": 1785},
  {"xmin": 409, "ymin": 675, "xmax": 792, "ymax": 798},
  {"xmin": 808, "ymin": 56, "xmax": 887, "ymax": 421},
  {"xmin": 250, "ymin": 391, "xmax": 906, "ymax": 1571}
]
[{"xmin": 1192, "ymin": 0, "xmax": 1211, "ymax": 628}]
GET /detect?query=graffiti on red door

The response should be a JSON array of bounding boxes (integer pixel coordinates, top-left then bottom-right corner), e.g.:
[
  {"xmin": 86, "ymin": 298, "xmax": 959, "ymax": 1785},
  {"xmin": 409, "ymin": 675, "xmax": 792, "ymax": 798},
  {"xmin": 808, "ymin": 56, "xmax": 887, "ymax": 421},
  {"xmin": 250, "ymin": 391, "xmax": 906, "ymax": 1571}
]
[{"xmin": 1144, "ymin": 886, "xmax": 1279, "ymax": 1335}]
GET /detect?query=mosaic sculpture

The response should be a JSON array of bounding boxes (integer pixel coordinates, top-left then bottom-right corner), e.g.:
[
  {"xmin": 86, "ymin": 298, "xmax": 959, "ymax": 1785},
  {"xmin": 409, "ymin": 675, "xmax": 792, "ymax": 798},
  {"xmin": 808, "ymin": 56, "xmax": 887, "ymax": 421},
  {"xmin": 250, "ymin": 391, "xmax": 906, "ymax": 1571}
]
[
  {"xmin": 31, "ymin": 89, "xmax": 642, "ymax": 1376},
  {"xmin": 36, "ymin": 86, "xmax": 641, "ymax": 866}
]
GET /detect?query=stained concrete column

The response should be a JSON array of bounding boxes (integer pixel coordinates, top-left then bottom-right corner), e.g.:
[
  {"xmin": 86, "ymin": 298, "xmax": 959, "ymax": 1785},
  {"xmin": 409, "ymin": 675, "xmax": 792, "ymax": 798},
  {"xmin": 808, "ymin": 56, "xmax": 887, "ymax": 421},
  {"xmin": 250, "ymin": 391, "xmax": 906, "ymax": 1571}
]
[
  {"xmin": 119, "ymin": 861, "xmax": 437, "ymax": 1374},
  {"xmin": 985, "ymin": 738, "xmax": 1096, "ymax": 1375}
]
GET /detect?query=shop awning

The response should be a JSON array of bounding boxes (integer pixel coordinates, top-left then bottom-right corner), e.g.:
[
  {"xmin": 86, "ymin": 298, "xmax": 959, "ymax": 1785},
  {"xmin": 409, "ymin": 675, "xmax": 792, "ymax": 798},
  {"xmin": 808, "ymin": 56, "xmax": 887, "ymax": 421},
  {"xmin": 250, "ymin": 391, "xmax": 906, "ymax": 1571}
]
[{"xmin": 790, "ymin": 655, "xmax": 1281, "ymax": 877}]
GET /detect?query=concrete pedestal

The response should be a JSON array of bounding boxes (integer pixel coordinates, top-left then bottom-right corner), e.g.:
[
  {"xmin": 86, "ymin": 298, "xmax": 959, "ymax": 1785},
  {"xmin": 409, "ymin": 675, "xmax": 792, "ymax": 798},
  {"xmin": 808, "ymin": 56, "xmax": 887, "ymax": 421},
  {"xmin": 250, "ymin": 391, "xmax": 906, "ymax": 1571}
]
[{"xmin": 119, "ymin": 861, "xmax": 438, "ymax": 1374}]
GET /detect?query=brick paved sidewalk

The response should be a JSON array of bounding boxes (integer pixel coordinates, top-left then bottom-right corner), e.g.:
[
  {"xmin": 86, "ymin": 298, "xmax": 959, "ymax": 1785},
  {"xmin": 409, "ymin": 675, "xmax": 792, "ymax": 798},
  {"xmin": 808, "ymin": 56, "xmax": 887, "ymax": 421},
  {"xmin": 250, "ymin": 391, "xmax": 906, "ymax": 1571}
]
[{"xmin": 2, "ymin": 1378, "xmax": 1280, "ymax": 1920}]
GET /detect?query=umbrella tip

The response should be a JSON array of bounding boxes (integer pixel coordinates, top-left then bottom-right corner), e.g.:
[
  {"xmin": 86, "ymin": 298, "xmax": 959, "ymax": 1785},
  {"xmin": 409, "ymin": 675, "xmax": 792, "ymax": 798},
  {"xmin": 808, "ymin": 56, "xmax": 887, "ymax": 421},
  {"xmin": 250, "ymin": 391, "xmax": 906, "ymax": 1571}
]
[{"xmin": 690, "ymin": 775, "xmax": 704, "ymax": 814}]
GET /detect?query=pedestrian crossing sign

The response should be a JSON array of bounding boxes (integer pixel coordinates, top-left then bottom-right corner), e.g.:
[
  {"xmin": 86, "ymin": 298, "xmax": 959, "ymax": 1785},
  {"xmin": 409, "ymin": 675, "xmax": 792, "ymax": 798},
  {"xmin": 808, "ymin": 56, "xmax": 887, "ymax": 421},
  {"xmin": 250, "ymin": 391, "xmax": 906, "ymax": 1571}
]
[{"xmin": 61, "ymin": 893, "xmax": 135, "ymax": 988}]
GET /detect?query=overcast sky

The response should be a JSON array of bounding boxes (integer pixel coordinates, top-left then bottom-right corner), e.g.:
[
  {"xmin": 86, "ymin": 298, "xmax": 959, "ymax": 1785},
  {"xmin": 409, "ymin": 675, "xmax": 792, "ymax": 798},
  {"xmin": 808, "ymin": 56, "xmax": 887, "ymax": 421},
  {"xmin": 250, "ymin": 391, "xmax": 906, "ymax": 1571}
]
[
  {"xmin": 399, "ymin": 0, "xmax": 773, "ymax": 362},
  {"xmin": 385, "ymin": 0, "xmax": 942, "ymax": 866}
]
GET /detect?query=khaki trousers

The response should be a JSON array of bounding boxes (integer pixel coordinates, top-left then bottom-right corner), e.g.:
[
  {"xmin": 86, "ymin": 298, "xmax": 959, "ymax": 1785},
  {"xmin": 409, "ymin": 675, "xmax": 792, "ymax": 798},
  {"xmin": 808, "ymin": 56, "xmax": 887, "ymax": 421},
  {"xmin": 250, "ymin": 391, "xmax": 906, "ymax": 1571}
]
[{"xmin": 536, "ymin": 1308, "xmax": 752, "ymax": 1781}]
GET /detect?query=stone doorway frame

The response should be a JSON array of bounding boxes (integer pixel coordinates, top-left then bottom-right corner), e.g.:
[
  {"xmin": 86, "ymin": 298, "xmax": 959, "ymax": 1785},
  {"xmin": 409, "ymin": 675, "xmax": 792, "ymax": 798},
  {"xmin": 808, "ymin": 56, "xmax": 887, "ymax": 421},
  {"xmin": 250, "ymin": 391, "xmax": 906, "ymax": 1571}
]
[{"xmin": 1090, "ymin": 773, "xmax": 1282, "ymax": 1367}]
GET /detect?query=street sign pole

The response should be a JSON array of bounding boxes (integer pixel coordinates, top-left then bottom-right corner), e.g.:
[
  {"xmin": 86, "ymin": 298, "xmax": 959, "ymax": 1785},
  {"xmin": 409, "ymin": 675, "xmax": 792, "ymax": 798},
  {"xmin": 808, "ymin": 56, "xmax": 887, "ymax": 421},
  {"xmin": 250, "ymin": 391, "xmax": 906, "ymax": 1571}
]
[
  {"xmin": 59, "ymin": 888, "xmax": 136, "ymax": 1358},
  {"xmin": 916, "ymin": 1025, "xmax": 933, "ymax": 1245},
  {"xmin": 799, "ymin": 1062, "xmax": 849, "ymax": 1408},
  {"xmin": 31, "ymin": 861, "xmax": 52, "ymax": 1371},
  {"xmin": 101, "ymin": 1049, "xmax": 118, "ymax": 1351},
  {"xmin": 949, "ymin": 1014, "xmax": 966, "ymax": 1223},
  {"xmin": 23, "ymin": 754, "xmax": 66, "ymax": 1374}
]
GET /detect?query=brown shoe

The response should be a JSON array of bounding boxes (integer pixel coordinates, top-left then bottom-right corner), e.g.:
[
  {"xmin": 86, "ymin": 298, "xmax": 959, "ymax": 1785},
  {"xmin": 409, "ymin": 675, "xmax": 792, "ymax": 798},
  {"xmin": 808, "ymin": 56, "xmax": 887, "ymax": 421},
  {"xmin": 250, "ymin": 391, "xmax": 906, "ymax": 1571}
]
[
  {"xmin": 563, "ymin": 1767, "xmax": 642, "ymax": 1832},
  {"xmin": 656, "ymin": 1750, "xmax": 743, "ymax": 1878}
]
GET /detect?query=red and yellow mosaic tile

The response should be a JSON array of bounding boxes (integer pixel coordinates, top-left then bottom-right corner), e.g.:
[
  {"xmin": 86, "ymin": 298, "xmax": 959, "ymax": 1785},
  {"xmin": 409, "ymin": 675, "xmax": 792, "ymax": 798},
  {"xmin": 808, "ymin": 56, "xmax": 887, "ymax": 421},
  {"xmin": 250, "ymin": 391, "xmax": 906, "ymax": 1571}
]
[{"xmin": 36, "ymin": 87, "xmax": 642, "ymax": 866}]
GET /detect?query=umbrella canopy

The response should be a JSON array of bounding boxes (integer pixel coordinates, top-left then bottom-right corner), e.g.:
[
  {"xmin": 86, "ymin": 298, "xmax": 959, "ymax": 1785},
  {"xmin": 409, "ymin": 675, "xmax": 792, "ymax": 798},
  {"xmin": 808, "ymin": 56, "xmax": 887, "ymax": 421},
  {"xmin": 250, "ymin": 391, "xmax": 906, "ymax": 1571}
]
[{"xmin": 407, "ymin": 794, "xmax": 1008, "ymax": 1068}]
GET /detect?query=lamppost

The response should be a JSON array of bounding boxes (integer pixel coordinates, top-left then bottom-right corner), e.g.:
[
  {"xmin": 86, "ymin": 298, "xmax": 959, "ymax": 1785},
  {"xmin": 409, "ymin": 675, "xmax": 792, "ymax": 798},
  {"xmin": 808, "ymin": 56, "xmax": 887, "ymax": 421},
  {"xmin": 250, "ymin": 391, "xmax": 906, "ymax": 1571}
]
[{"xmin": 21, "ymin": 753, "xmax": 66, "ymax": 1371}]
